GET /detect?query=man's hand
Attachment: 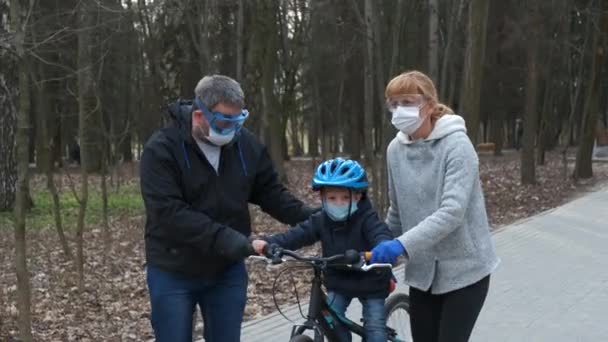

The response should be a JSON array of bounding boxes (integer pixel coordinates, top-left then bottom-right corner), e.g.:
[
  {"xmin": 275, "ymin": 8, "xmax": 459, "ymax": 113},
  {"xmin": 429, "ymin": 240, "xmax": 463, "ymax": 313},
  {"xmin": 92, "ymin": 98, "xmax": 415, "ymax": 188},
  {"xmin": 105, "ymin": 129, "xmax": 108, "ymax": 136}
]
[
  {"xmin": 251, "ymin": 240, "xmax": 268, "ymax": 255},
  {"xmin": 215, "ymin": 227, "xmax": 255, "ymax": 261}
]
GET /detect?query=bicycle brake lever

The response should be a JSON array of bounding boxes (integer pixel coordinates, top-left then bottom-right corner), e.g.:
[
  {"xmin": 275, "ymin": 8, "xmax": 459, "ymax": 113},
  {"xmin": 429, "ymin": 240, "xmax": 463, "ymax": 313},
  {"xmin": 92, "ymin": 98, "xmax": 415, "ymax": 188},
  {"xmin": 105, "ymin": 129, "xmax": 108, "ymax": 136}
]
[
  {"xmin": 248, "ymin": 255, "xmax": 268, "ymax": 261},
  {"xmin": 360, "ymin": 263, "xmax": 393, "ymax": 271}
]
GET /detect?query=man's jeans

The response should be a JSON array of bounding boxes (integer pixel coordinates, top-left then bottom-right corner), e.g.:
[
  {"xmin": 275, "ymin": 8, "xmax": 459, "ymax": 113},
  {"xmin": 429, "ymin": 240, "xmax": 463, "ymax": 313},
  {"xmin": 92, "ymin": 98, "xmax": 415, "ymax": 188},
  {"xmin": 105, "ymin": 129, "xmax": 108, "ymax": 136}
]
[
  {"xmin": 146, "ymin": 262, "xmax": 248, "ymax": 342},
  {"xmin": 327, "ymin": 292, "xmax": 387, "ymax": 342}
]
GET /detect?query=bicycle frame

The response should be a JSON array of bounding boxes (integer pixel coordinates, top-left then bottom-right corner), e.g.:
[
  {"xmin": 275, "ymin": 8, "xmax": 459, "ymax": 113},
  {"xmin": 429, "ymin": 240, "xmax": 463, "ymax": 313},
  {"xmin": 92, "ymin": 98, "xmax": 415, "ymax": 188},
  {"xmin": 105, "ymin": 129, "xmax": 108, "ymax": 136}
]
[
  {"xmin": 290, "ymin": 263, "xmax": 401, "ymax": 342},
  {"xmin": 254, "ymin": 246, "xmax": 404, "ymax": 342}
]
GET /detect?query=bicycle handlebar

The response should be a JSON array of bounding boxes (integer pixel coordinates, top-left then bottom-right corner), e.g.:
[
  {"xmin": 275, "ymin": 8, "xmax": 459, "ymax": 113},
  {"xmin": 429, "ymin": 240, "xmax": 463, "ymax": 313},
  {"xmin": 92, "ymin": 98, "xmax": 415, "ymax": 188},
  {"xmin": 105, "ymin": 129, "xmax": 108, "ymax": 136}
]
[
  {"xmin": 252, "ymin": 244, "xmax": 393, "ymax": 271},
  {"xmin": 278, "ymin": 248, "xmax": 350, "ymax": 264}
]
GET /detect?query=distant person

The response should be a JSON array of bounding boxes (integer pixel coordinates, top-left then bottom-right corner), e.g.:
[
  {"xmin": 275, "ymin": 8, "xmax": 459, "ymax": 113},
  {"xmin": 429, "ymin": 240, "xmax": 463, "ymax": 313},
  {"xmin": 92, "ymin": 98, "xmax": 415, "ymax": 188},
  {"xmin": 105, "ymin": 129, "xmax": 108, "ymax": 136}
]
[
  {"xmin": 515, "ymin": 118, "xmax": 523, "ymax": 150},
  {"xmin": 68, "ymin": 143, "xmax": 80, "ymax": 164}
]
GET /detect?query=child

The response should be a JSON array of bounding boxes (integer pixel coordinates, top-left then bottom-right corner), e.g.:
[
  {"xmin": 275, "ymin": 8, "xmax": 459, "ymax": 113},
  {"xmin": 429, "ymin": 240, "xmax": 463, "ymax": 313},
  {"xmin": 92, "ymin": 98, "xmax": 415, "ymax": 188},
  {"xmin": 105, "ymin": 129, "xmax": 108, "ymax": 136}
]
[{"xmin": 252, "ymin": 158, "xmax": 393, "ymax": 342}]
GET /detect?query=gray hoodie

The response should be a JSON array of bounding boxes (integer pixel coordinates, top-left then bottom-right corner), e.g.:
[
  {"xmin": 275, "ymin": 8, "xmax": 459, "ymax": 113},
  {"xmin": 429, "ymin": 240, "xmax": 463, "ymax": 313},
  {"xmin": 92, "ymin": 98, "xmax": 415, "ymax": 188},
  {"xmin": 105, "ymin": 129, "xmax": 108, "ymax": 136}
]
[{"xmin": 386, "ymin": 114, "xmax": 500, "ymax": 294}]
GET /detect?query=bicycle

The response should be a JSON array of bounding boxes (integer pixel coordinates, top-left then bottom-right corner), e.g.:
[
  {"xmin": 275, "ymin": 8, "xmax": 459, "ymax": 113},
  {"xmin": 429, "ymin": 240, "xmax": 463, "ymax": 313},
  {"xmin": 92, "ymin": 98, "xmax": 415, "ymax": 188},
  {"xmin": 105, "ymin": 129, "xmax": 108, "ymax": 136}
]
[{"xmin": 251, "ymin": 245, "xmax": 410, "ymax": 342}]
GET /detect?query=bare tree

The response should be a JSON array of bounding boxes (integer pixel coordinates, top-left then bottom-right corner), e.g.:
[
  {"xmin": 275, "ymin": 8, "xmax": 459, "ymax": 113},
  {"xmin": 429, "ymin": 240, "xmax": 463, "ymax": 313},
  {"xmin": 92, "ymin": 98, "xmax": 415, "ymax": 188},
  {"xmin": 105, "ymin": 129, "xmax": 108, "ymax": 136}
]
[
  {"xmin": 75, "ymin": 0, "xmax": 97, "ymax": 292},
  {"xmin": 459, "ymin": 0, "xmax": 491, "ymax": 144},
  {"xmin": 363, "ymin": 0, "xmax": 375, "ymax": 177},
  {"xmin": 439, "ymin": 0, "xmax": 465, "ymax": 97},
  {"xmin": 561, "ymin": 1, "xmax": 593, "ymax": 178},
  {"xmin": 236, "ymin": 0, "xmax": 245, "ymax": 80},
  {"xmin": 33, "ymin": 64, "xmax": 72, "ymax": 260},
  {"xmin": 520, "ymin": 1, "xmax": 542, "ymax": 185},
  {"xmin": 428, "ymin": 0, "xmax": 440, "ymax": 81},
  {"xmin": 9, "ymin": 0, "xmax": 34, "ymax": 339},
  {"xmin": 574, "ymin": 1, "xmax": 607, "ymax": 179},
  {"xmin": 0, "ymin": 71, "xmax": 17, "ymax": 212},
  {"xmin": 257, "ymin": 1, "xmax": 287, "ymax": 181}
]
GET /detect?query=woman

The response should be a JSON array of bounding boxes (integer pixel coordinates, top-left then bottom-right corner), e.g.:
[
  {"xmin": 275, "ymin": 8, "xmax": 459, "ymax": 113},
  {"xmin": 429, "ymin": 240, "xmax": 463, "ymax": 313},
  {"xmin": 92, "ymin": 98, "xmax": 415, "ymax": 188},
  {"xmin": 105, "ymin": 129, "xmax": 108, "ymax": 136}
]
[{"xmin": 370, "ymin": 70, "xmax": 500, "ymax": 342}]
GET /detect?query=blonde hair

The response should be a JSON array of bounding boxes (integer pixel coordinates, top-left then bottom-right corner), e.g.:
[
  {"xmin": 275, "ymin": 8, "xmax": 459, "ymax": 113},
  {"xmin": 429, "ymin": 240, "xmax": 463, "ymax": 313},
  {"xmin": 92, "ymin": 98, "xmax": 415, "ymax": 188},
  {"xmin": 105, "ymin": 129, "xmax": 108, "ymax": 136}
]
[{"xmin": 385, "ymin": 70, "xmax": 453, "ymax": 125}]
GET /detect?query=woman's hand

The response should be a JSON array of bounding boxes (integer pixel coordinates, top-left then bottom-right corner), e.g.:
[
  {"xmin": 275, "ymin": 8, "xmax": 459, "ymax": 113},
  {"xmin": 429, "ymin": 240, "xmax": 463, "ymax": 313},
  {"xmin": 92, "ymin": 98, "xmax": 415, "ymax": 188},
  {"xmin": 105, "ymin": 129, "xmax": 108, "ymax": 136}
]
[
  {"xmin": 370, "ymin": 239, "xmax": 406, "ymax": 264},
  {"xmin": 251, "ymin": 239, "xmax": 268, "ymax": 255}
]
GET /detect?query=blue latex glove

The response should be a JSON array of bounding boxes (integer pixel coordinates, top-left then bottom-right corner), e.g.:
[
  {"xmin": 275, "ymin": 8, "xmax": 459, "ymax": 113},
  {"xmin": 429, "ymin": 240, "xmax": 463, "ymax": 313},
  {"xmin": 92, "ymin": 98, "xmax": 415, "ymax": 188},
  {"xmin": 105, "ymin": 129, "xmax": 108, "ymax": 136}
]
[{"xmin": 370, "ymin": 240, "xmax": 406, "ymax": 264}]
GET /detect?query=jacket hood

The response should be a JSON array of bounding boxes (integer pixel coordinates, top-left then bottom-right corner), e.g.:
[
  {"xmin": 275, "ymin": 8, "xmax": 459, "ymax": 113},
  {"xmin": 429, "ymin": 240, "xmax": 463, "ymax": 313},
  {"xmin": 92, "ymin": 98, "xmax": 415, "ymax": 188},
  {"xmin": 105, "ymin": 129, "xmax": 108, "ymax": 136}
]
[{"xmin": 166, "ymin": 99, "xmax": 194, "ymax": 140}]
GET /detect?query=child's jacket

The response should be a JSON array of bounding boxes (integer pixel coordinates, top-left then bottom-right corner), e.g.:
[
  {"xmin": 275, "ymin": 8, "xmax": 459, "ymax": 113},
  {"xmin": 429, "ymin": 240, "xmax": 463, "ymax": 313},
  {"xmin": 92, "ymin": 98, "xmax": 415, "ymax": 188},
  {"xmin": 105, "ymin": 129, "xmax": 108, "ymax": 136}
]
[{"xmin": 265, "ymin": 196, "xmax": 393, "ymax": 298}]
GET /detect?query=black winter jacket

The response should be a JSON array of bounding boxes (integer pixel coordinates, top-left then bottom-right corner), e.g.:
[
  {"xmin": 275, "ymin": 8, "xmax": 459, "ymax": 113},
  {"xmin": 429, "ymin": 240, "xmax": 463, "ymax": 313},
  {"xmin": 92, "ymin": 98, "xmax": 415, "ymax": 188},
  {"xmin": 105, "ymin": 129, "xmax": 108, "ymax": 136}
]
[
  {"xmin": 140, "ymin": 100, "xmax": 314, "ymax": 277},
  {"xmin": 265, "ymin": 196, "xmax": 393, "ymax": 298}
]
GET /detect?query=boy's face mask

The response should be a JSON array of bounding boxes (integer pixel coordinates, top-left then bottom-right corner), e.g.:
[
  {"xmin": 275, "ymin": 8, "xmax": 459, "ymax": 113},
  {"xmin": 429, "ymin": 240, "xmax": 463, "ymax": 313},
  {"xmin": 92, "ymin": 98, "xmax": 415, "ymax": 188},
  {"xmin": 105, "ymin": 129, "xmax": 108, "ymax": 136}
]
[{"xmin": 324, "ymin": 200, "xmax": 358, "ymax": 222}]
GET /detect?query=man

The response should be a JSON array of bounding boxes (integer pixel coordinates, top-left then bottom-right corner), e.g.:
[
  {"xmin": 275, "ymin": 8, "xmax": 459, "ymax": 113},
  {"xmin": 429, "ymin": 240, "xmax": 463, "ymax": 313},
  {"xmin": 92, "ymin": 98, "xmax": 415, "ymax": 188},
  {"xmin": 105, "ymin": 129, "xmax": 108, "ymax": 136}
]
[{"xmin": 140, "ymin": 75, "xmax": 315, "ymax": 342}]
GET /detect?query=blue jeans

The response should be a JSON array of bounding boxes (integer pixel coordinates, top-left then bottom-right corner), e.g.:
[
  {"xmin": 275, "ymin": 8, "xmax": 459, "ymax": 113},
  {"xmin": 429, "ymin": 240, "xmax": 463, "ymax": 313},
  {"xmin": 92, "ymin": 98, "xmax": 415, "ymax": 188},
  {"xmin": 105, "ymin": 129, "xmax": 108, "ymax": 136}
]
[
  {"xmin": 327, "ymin": 292, "xmax": 387, "ymax": 342},
  {"xmin": 146, "ymin": 262, "xmax": 248, "ymax": 342}
]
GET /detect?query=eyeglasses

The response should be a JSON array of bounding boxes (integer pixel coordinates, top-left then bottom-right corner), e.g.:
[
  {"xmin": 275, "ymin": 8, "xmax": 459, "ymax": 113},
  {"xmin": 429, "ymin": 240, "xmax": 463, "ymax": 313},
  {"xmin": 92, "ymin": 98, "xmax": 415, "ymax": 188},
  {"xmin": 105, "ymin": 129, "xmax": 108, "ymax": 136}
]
[
  {"xmin": 385, "ymin": 94, "xmax": 426, "ymax": 112},
  {"xmin": 195, "ymin": 97, "xmax": 249, "ymax": 135}
]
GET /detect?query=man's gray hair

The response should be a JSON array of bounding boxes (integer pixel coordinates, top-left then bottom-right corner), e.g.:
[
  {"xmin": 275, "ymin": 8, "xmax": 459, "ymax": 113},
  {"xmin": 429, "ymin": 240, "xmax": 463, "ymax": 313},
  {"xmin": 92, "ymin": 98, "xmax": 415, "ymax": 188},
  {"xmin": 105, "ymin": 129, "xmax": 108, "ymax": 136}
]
[{"xmin": 194, "ymin": 75, "xmax": 245, "ymax": 109}]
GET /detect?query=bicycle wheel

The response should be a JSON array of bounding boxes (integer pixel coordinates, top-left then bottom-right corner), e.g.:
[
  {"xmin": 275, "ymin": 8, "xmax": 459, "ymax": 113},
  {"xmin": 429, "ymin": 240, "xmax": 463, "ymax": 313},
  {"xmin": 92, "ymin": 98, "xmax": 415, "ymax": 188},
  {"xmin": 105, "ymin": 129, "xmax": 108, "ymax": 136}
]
[
  {"xmin": 385, "ymin": 293, "xmax": 411, "ymax": 341},
  {"xmin": 289, "ymin": 334, "xmax": 314, "ymax": 342}
]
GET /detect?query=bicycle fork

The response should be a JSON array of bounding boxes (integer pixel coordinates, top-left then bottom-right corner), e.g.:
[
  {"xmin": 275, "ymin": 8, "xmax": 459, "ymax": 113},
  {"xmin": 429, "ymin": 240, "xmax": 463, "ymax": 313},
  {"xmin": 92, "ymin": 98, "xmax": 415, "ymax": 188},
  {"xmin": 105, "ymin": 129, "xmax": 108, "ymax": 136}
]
[{"xmin": 291, "ymin": 269, "xmax": 340, "ymax": 341}]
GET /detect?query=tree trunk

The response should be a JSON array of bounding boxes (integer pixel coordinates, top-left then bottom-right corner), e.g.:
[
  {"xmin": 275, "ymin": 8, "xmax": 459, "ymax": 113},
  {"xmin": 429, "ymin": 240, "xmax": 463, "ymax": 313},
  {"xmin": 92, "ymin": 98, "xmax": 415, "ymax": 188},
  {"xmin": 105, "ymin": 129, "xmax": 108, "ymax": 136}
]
[
  {"xmin": 34, "ymin": 63, "xmax": 72, "ymax": 260},
  {"xmin": 574, "ymin": 4, "xmax": 606, "ymax": 179},
  {"xmin": 76, "ymin": 0, "xmax": 95, "ymax": 293},
  {"xmin": 562, "ymin": 0, "xmax": 592, "ymax": 178},
  {"xmin": 369, "ymin": 2, "xmax": 384, "ymax": 212},
  {"xmin": 309, "ymin": 104, "xmax": 319, "ymax": 158},
  {"xmin": 537, "ymin": 28, "xmax": 558, "ymax": 165},
  {"xmin": 10, "ymin": 0, "xmax": 34, "ymax": 338},
  {"xmin": 0, "ymin": 73, "xmax": 17, "ymax": 212},
  {"xmin": 236, "ymin": 0, "xmax": 245, "ymax": 80},
  {"xmin": 521, "ymin": 11, "xmax": 541, "ymax": 185},
  {"xmin": 260, "ymin": 2, "xmax": 287, "ymax": 182},
  {"xmin": 428, "ymin": 0, "xmax": 440, "ymax": 81},
  {"xmin": 136, "ymin": 0, "xmax": 163, "ymax": 144},
  {"xmin": 459, "ymin": 0, "xmax": 490, "ymax": 144},
  {"xmin": 537, "ymin": 86, "xmax": 555, "ymax": 165},
  {"xmin": 491, "ymin": 108, "xmax": 506, "ymax": 156},
  {"xmin": 363, "ymin": 0, "xmax": 375, "ymax": 174},
  {"xmin": 389, "ymin": 0, "xmax": 404, "ymax": 77},
  {"xmin": 101, "ymin": 130, "xmax": 110, "ymax": 257},
  {"xmin": 440, "ymin": 0, "xmax": 465, "ymax": 96}
]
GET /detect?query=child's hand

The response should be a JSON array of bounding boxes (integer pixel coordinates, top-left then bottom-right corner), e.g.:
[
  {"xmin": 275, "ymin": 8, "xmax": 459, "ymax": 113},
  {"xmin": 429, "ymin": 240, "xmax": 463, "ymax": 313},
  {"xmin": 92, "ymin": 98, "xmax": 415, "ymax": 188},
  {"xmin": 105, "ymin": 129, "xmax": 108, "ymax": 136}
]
[{"xmin": 252, "ymin": 239, "xmax": 268, "ymax": 255}]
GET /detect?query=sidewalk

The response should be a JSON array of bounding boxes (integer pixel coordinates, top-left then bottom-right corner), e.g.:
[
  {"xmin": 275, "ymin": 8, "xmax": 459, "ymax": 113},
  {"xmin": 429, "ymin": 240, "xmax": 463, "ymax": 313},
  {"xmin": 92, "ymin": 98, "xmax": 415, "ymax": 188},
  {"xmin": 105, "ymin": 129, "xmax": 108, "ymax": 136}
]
[{"xmin": 471, "ymin": 185, "xmax": 608, "ymax": 341}]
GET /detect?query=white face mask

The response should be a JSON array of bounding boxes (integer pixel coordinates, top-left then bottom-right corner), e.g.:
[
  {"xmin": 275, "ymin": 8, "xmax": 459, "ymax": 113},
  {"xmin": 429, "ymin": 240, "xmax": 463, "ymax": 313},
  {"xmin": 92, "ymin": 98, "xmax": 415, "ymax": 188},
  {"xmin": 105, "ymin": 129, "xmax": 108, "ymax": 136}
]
[
  {"xmin": 391, "ymin": 106, "xmax": 424, "ymax": 135},
  {"xmin": 206, "ymin": 127, "xmax": 235, "ymax": 146}
]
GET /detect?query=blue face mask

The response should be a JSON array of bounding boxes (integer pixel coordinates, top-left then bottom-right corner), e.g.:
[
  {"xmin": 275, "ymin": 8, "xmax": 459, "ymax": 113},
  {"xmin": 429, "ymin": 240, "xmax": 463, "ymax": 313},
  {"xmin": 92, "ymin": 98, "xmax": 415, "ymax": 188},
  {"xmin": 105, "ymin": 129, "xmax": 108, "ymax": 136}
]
[{"xmin": 324, "ymin": 200, "xmax": 358, "ymax": 222}]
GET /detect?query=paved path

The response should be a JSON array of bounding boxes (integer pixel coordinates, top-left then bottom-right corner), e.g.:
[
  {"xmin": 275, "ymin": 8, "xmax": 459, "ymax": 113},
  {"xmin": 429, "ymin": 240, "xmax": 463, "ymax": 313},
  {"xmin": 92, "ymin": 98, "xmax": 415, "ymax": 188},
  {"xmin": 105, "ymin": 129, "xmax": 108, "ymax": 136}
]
[
  {"xmin": 239, "ymin": 185, "xmax": 608, "ymax": 341},
  {"xmin": 471, "ymin": 185, "xmax": 608, "ymax": 341}
]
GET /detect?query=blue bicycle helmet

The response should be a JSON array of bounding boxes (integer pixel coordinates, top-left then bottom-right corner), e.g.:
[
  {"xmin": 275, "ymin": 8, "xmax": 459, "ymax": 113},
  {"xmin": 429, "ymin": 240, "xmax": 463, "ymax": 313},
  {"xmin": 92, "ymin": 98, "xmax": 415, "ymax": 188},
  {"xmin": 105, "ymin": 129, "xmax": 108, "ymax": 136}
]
[{"xmin": 312, "ymin": 158, "xmax": 369, "ymax": 190}]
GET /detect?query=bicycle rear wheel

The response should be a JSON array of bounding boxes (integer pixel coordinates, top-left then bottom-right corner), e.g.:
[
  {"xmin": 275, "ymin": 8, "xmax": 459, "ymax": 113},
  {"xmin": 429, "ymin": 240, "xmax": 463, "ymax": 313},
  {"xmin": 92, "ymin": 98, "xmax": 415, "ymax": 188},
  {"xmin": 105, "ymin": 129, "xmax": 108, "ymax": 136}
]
[{"xmin": 385, "ymin": 293, "xmax": 411, "ymax": 341}]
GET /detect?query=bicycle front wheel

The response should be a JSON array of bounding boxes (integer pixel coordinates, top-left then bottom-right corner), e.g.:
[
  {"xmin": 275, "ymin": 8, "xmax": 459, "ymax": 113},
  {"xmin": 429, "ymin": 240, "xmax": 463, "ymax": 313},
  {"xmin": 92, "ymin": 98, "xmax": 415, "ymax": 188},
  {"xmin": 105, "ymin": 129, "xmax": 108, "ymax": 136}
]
[
  {"xmin": 385, "ymin": 293, "xmax": 411, "ymax": 341},
  {"xmin": 289, "ymin": 334, "xmax": 314, "ymax": 342}
]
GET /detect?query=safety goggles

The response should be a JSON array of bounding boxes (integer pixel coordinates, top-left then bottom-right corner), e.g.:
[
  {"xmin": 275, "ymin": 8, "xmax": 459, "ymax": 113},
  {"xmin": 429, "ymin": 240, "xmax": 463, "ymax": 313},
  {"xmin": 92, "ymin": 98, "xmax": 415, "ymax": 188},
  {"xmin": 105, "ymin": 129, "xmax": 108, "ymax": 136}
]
[
  {"xmin": 385, "ymin": 94, "xmax": 427, "ymax": 112},
  {"xmin": 194, "ymin": 97, "xmax": 249, "ymax": 135}
]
